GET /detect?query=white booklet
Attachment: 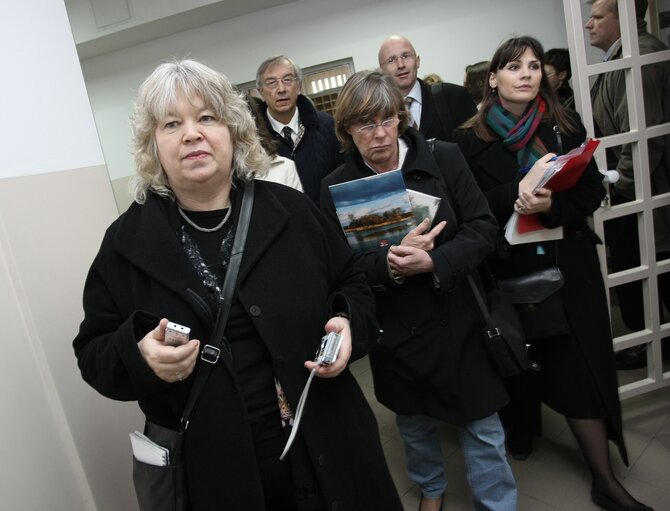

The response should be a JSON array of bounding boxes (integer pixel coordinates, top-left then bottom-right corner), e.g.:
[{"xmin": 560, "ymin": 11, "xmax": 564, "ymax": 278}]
[
  {"xmin": 130, "ymin": 430, "xmax": 170, "ymax": 466},
  {"xmin": 407, "ymin": 189, "xmax": 441, "ymax": 225},
  {"xmin": 504, "ymin": 212, "xmax": 564, "ymax": 245}
]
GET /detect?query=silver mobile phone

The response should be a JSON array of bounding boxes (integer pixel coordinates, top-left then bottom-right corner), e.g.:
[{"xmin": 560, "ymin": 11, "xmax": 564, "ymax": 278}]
[{"xmin": 164, "ymin": 322, "xmax": 190, "ymax": 347}]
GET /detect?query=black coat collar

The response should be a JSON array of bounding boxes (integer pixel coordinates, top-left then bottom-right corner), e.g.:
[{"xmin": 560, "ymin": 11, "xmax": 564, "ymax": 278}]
[
  {"xmin": 417, "ymin": 79, "xmax": 439, "ymax": 138},
  {"xmin": 111, "ymin": 181, "xmax": 290, "ymax": 316}
]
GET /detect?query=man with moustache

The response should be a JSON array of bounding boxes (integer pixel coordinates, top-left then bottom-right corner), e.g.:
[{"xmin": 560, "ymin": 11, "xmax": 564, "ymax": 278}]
[
  {"xmin": 378, "ymin": 35, "xmax": 476, "ymax": 141},
  {"xmin": 256, "ymin": 55, "xmax": 343, "ymax": 203}
]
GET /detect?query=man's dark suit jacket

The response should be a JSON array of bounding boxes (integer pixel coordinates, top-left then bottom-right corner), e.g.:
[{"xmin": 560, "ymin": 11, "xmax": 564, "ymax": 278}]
[{"xmin": 417, "ymin": 78, "xmax": 477, "ymax": 142}]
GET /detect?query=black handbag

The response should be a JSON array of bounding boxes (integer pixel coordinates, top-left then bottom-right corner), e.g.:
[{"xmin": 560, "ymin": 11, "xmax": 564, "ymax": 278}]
[
  {"xmin": 132, "ymin": 180, "xmax": 255, "ymax": 511},
  {"xmin": 497, "ymin": 266, "xmax": 571, "ymax": 340},
  {"xmin": 467, "ymin": 275, "xmax": 533, "ymax": 378}
]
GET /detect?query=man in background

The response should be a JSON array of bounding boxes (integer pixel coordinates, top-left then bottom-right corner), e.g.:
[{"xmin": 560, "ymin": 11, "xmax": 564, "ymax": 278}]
[
  {"xmin": 256, "ymin": 55, "xmax": 343, "ymax": 203},
  {"xmin": 378, "ymin": 35, "xmax": 476, "ymax": 141},
  {"xmin": 587, "ymin": 0, "xmax": 670, "ymax": 367},
  {"xmin": 544, "ymin": 48, "xmax": 575, "ymax": 109}
]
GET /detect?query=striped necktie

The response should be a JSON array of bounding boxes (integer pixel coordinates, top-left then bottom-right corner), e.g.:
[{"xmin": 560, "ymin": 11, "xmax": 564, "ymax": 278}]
[
  {"xmin": 281, "ymin": 126, "xmax": 294, "ymax": 150},
  {"xmin": 405, "ymin": 97, "xmax": 418, "ymax": 129}
]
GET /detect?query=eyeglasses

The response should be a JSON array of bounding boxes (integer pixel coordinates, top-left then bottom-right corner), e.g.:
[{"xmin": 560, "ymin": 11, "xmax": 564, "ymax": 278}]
[
  {"xmin": 384, "ymin": 52, "xmax": 415, "ymax": 66},
  {"xmin": 263, "ymin": 76, "xmax": 298, "ymax": 90},
  {"xmin": 354, "ymin": 117, "xmax": 400, "ymax": 135}
]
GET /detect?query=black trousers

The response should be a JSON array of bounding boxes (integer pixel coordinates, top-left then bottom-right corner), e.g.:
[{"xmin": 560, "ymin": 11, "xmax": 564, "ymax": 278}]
[{"xmin": 605, "ymin": 206, "xmax": 670, "ymax": 332}]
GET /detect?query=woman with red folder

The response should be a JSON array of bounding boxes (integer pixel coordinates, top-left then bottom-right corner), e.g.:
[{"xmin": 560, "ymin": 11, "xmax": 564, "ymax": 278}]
[{"xmin": 454, "ymin": 37, "xmax": 652, "ymax": 511}]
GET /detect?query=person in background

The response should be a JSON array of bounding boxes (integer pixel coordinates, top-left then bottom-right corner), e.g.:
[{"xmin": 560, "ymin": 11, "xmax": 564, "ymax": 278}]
[
  {"xmin": 322, "ymin": 69, "xmax": 516, "ymax": 511},
  {"xmin": 423, "ymin": 73, "xmax": 443, "ymax": 86},
  {"xmin": 454, "ymin": 36, "xmax": 653, "ymax": 511},
  {"xmin": 255, "ymin": 55, "xmax": 343, "ymax": 204},
  {"xmin": 378, "ymin": 35, "xmax": 476, "ymax": 141},
  {"xmin": 246, "ymin": 94, "xmax": 304, "ymax": 191},
  {"xmin": 544, "ymin": 48, "xmax": 575, "ymax": 109},
  {"xmin": 587, "ymin": 0, "xmax": 670, "ymax": 369},
  {"xmin": 464, "ymin": 60, "xmax": 491, "ymax": 108},
  {"xmin": 73, "ymin": 58, "xmax": 403, "ymax": 511}
]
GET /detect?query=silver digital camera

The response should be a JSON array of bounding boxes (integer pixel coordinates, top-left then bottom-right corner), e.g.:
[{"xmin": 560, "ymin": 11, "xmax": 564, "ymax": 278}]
[{"xmin": 315, "ymin": 332, "xmax": 343, "ymax": 365}]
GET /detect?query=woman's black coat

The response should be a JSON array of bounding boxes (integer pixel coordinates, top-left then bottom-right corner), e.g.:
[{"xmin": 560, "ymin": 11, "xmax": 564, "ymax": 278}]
[
  {"xmin": 453, "ymin": 115, "xmax": 628, "ymax": 463},
  {"xmin": 321, "ymin": 129, "xmax": 508, "ymax": 426},
  {"xmin": 73, "ymin": 180, "xmax": 403, "ymax": 511}
]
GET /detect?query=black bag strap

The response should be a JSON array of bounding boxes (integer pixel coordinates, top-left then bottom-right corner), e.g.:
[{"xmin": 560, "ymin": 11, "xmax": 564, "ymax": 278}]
[
  {"xmin": 180, "ymin": 180, "xmax": 255, "ymax": 429},
  {"xmin": 466, "ymin": 274, "xmax": 498, "ymax": 338}
]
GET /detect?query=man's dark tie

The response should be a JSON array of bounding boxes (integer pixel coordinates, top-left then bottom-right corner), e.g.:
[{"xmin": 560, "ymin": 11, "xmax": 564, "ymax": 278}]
[{"xmin": 282, "ymin": 126, "xmax": 294, "ymax": 150}]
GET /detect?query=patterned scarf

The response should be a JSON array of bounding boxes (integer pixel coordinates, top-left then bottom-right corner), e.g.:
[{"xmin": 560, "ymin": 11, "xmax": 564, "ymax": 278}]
[{"xmin": 486, "ymin": 95, "xmax": 548, "ymax": 169}]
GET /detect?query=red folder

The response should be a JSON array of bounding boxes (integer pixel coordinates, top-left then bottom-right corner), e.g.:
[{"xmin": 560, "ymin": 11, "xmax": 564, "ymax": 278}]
[{"xmin": 517, "ymin": 138, "xmax": 600, "ymax": 234}]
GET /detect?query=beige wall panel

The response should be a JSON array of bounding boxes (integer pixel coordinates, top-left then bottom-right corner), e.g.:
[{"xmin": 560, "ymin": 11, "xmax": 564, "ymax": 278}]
[
  {"xmin": 111, "ymin": 175, "xmax": 134, "ymax": 214},
  {"xmin": 0, "ymin": 237, "xmax": 94, "ymax": 511},
  {"xmin": 0, "ymin": 165, "xmax": 141, "ymax": 511}
]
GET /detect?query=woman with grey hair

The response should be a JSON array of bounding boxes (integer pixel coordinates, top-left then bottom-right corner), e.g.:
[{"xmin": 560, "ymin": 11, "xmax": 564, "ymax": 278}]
[
  {"xmin": 74, "ymin": 59, "xmax": 402, "ymax": 511},
  {"xmin": 321, "ymin": 70, "xmax": 516, "ymax": 511}
]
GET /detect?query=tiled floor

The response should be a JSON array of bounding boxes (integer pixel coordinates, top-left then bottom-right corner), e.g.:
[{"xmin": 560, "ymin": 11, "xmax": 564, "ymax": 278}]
[{"xmin": 350, "ymin": 356, "xmax": 670, "ymax": 511}]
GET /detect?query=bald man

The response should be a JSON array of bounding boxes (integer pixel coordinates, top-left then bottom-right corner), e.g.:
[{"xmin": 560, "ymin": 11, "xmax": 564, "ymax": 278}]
[{"xmin": 378, "ymin": 35, "xmax": 476, "ymax": 142}]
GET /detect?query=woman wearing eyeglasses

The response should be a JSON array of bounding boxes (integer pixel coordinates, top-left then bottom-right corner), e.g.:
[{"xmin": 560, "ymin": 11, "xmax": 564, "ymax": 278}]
[{"xmin": 321, "ymin": 70, "xmax": 517, "ymax": 511}]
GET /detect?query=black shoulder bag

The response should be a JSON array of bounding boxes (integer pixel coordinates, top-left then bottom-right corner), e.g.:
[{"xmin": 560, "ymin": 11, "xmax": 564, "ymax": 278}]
[
  {"xmin": 132, "ymin": 180, "xmax": 255, "ymax": 511},
  {"xmin": 496, "ymin": 126, "xmax": 571, "ymax": 341},
  {"xmin": 427, "ymin": 139, "xmax": 532, "ymax": 377},
  {"xmin": 467, "ymin": 273, "xmax": 535, "ymax": 377}
]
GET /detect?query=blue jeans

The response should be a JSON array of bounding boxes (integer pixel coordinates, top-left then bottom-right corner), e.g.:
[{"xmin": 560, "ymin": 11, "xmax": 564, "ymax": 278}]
[{"xmin": 396, "ymin": 413, "xmax": 517, "ymax": 511}]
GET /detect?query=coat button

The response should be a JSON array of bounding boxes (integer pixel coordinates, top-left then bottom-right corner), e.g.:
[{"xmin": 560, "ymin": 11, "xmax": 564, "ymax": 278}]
[
  {"xmin": 249, "ymin": 305, "xmax": 261, "ymax": 317},
  {"xmin": 409, "ymin": 327, "xmax": 417, "ymax": 334},
  {"xmin": 440, "ymin": 319, "xmax": 448, "ymax": 326},
  {"xmin": 317, "ymin": 455, "xmax": 325, "ymax": 466},
  {"xmin": 331, "ymin": 501, "xmax": 339, "ymax": 510}
]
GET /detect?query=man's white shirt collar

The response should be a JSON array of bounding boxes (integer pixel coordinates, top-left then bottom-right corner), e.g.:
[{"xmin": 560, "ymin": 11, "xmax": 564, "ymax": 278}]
[
  {"xmin": 267, "ymin": 108, "xmax": 300, "ymax": 135},
  {"xmin": 406, "ymin": 80, "xmax": 422, "ymax": 105},
  {"xmin": 604, "ymin": 38, "xmax": 621, "ymax": 61}
]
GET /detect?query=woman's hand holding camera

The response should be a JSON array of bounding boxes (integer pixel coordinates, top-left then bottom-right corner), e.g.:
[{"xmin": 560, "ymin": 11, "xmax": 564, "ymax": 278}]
[
  {"xmin": 304, "ymin": 316, "xmax": 352, "ymax": 378},
  {"xmin": 138, "ymin": 318, "xmax": 201, "ymax": 383}
]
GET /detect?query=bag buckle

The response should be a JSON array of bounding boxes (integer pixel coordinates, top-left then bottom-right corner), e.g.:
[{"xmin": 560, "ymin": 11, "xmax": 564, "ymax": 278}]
[
  {"xmin": 201, "ymin": 344, "xmax": 221, "ymax": 364},
  {"xmin": 486, "ymin": 327, "xmax": 502, "ymax": 339}
]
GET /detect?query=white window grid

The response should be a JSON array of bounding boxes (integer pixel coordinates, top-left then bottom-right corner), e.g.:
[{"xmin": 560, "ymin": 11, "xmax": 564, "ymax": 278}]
[{"xmin": 563, "ymin": 0, "xmax": 670, "ymax": 398}]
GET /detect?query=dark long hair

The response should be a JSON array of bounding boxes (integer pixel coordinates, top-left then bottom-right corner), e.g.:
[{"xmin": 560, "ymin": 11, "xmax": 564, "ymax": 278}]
[{"xmin": 461, "ymin": 36, "xmax": 578, "ymax": 141}]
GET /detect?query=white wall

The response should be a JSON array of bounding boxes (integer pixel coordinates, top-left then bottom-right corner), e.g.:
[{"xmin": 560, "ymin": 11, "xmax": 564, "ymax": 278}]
[
  {"xmin": 0, "ymin": 5, "xmax": 103, "ymax": 179},
  {"xmin": 78, "ymin": 0, "xmax": 569, "ymax": 182},
  {"xmin": 1, "ymin": 0, "xmax": 142, "ymax": 509}
]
